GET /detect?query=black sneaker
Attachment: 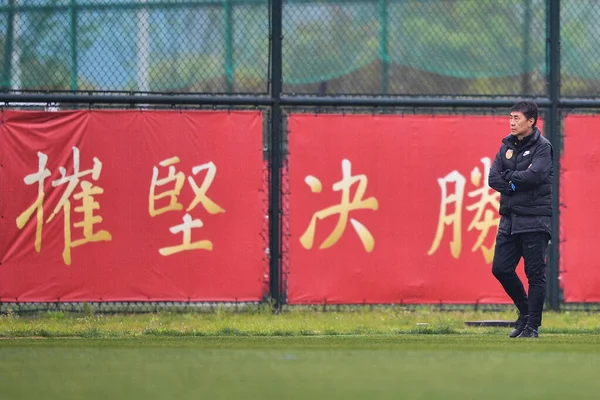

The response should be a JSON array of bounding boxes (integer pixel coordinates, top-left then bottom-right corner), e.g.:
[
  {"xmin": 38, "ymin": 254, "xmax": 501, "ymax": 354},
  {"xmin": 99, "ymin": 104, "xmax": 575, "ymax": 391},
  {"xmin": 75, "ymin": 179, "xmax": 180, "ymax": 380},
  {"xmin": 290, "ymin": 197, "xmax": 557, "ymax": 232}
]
[
  {"xmin": 509, "ymin": 314, "xmax": 529, "ymax": 338},
  {"xmin": 517, "ymin": 325, "xmax": 539, "ymax": 338}
]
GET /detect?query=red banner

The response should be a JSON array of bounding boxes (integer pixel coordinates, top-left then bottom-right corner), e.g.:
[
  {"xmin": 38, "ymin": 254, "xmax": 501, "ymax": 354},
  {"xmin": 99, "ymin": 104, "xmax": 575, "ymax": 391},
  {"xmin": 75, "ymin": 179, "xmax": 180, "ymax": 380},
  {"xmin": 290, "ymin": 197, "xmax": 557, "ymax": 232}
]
[
  {"xmin": 287, "ymin": 114, "xmax": 539, "ymax": 304},
  {"xmin": 561, "ymin": 115, "xmax": 600, "ymax": 302},
  {"xmin": 0, "ymin": 110, "xmax": 266, "ymax": 302}
]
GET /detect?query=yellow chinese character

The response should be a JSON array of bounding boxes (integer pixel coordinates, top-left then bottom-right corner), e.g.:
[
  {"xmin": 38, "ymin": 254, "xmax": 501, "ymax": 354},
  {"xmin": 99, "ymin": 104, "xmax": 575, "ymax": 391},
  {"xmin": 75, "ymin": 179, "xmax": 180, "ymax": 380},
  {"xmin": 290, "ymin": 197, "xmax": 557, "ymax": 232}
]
[
  {"xmin": 159, "ymin": 213, "xmax": 213, "ymax": 256},
  {"xmin": 300, "ymin": 159, "xmax": 379, "ymax": 252},
  {"xmin": 16, "ymin": 152, "xmax": 51, "ymax": 252},
  {"xmin": 71, "ymin": 181, "xmax": 113, "ymax": 248},
  {"xmin": 47, "ymin": 146, "xmax": 111, "ymax": 265},
  {"xmin": 466, "ymin": 157, "xmax": 500, "ymax": 263},
  {"xmin": 428, "ymin": 170, "xmax": 466, "ymax": 259},
  {"xmin": 187, "ymin": 162, "xmax": 225, "ymax": 214},
  {"xmin": 149, "ymin": 156, "xmax": 185, "ymax": 216}
]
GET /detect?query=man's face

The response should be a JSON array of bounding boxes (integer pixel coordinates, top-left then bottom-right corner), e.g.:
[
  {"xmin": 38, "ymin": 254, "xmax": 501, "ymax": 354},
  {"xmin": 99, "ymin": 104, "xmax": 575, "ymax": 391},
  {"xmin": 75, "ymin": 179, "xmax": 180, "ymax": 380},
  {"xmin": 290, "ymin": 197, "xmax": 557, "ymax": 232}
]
[{"xmin": 509, "ymin": 111, "xmax": 534, "ymax": 138}]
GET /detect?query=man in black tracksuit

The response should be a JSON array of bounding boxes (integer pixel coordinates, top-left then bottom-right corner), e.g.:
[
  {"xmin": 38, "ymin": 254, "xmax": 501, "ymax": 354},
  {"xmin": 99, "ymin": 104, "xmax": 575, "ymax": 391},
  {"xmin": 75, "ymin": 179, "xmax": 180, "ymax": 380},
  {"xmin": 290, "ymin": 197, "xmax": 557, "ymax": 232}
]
[{"xmin": 488, "ymin": 101, "xmax": 553, "ymax": 339}]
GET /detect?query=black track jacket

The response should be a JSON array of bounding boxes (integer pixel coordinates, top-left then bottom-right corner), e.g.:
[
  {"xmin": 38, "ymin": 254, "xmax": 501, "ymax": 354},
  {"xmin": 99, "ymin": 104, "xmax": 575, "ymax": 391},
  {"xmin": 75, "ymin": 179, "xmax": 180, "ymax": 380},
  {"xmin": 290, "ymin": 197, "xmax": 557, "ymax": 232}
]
[{"xmin": 488, "ymin": 127, "xmax": 553, "ymax": 236}]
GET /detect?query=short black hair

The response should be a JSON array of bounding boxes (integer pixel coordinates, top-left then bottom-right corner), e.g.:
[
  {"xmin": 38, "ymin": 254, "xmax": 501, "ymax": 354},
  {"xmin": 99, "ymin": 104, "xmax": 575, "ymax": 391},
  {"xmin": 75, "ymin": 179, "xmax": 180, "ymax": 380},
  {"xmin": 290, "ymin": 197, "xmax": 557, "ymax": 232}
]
[{"xmin": 510, "ymin": 100, "xmax": 538, "ymax": 127}]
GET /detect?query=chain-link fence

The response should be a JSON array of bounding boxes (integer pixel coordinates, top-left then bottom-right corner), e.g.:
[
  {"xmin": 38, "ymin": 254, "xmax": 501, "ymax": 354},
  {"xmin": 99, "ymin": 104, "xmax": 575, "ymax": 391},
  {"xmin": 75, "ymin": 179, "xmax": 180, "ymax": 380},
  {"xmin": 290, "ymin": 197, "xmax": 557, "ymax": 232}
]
[
  {"xmin": 283, "ymin": 0, "xmax": 548, "ymax": 96},
  {"xmin": 0, "ymin": 0, "xmax": 270, "ymax": 93},
  {"xmin": 0, "ymin": 0, "xmax": 596, "ymax": 96},
  {"xmin": 561, "ymin": 0, "xmax": 600, "ymax": 96}
]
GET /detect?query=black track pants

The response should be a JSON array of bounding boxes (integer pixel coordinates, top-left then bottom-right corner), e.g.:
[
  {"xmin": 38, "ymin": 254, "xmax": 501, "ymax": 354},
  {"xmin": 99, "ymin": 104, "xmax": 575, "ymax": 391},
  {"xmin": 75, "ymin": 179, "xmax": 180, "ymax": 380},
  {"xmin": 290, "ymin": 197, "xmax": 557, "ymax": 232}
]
[{"xmin": 492, "ymin": 231, "xmax": 550, "ymax": 328}]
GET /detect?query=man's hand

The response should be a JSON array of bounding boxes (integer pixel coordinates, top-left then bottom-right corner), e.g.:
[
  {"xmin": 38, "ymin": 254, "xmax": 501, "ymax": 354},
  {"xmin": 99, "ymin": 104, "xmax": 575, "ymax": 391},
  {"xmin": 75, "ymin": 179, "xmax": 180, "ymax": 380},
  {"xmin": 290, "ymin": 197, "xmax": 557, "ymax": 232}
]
[
  {"xmin": 509, "ymin": 143, "xmax": 553, "ymax": 188},
  {"xmin": 501, "ymin": 169, "xmax": 514, "ymax": 182}
]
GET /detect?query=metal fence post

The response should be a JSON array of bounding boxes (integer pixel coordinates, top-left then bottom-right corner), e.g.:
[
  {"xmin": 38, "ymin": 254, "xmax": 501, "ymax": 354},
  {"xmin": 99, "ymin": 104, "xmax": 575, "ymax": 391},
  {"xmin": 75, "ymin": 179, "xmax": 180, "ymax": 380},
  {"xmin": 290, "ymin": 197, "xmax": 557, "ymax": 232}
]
[
  {"xmin": 269, "ymin": 0, "xmax": 283, "ymax": 310},
  {"xmin": 547, "ymin": 0, "xmax": 561, "ymax": 311},
  {"xmin": 69, "ymin": 0, "xmax": 78, "ymax": 90},
  {"xmin": 224, "ymin": 0, "xmax": 234, "ymax": 93},
  {"xmin": 2, "ymin": 0, "xmax": 16, "ymax": 90},
  {"xmin": 378, "ymin": 0, "xmax": 389, "ymax": 94},
  {"xmin": 521, "ymin": 0, "xmax": 532, "ymax": 94}
]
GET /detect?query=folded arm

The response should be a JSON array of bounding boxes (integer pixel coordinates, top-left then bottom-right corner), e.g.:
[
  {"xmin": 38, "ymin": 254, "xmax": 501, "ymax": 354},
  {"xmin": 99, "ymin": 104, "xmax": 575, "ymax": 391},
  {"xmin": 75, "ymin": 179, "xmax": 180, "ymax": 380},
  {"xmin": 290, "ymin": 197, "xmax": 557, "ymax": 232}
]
[
  {"xmin": 505, "ymin": 144, "xmax": 553, "ymax": 190},
  {"xmin": 488, "ymin": 149, "xmax": 512, "ymax": 194}
]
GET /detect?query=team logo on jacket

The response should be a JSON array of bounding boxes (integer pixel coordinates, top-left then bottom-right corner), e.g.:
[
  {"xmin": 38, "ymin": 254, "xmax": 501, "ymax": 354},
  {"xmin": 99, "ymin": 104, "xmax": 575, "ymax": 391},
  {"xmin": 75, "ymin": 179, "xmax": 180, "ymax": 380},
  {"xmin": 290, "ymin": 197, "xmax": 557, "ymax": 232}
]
[{"xmin": 505, "ymin": 149, "xmax": 513, "ymax": 159}]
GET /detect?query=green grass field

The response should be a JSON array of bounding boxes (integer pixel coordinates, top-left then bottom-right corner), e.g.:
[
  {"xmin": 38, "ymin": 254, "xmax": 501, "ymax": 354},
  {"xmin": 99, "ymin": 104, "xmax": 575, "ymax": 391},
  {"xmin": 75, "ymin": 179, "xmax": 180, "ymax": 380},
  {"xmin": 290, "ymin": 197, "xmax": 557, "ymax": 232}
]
[
  {"xmin": 2, "ymin": 335, "xmax": 600, "ymax": 400},
  {"xmin": 2, "ymin": 310, "xmax": 600, "ymax": 399}
]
